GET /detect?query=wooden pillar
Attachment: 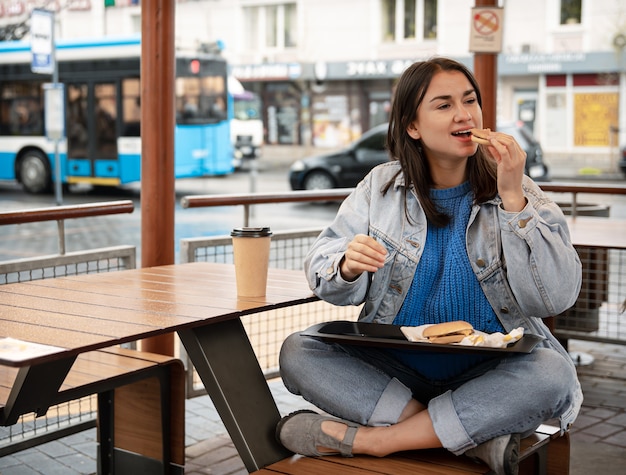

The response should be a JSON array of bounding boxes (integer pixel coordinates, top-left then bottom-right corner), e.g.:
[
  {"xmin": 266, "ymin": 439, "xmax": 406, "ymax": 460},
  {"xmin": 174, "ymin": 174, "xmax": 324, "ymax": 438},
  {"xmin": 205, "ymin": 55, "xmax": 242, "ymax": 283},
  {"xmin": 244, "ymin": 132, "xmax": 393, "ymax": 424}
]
[
  {"xmin": 473, "ymin": 0, "xmax": 498, "ymax": 130},
  {"xmin": 140, "ymin": 0, "xmax": 176, "ymax": 356}
]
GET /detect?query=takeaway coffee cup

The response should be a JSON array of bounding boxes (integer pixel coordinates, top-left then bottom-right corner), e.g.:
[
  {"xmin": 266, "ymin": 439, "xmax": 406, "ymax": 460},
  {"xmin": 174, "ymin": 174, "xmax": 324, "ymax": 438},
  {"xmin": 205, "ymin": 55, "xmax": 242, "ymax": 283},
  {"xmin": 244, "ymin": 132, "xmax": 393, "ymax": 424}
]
[{"xmin": 231, "ymin": 227, "xmax": 272, "ymax": 297}]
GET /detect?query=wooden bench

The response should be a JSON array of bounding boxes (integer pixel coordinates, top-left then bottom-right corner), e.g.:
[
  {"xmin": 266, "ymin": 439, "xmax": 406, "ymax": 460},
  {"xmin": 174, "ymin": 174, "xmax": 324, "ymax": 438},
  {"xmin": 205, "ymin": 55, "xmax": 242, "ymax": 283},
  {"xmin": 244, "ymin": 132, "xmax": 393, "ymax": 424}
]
[
  {"xmin": 0, "ymin": 346, "xmax": 185, "ymax": 475},
  {"xmin": 253, "ymin": 424, "xmax": 569, "ymax": 474}
]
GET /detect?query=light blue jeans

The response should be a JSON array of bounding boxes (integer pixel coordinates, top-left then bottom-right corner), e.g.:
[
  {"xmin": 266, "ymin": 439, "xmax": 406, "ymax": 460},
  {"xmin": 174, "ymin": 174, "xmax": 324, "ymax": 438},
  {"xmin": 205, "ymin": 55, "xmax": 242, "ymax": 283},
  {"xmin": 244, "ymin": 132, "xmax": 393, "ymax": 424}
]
[{"xmin": 279, "ymin": 331, "xmax": 579, "ymax": 455}]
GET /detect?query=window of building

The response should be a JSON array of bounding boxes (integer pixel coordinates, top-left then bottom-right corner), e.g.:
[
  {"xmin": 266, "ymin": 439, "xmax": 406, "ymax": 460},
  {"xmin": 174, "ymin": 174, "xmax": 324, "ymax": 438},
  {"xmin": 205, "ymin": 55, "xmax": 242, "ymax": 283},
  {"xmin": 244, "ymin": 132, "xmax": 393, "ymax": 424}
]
[
  {"xmin": 423, "ymin": 0, "xmax": 437, "ymax": 38},
  {"xmin": 266, "ymin": 5, "xmax": 278, "ymax": 47},
  {"xmin": 284, "ymin": 3, "xmax": 297, "ymax": 47},
  {"xmin": 404, "ymin": 0, "xmax": 416, "ymax": 39},
  {"xmin": 244, "ymin": 3, "xmax": 297, "ymax": 51},
  {"xmin": 560, "ymin": 0, "xmax": 582, "ymax": 25},
  {"xmin": 381, "ymin": 0, "xmax": 396, "ymax": 42},
  {"xmin": 381, "ymin": 0, "xmax": 437, "ymax": 43}
]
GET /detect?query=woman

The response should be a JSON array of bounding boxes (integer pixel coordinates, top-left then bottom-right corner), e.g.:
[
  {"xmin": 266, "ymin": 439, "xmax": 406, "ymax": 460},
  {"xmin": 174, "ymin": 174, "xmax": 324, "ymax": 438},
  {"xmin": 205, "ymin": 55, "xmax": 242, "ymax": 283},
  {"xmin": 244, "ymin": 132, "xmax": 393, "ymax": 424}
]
[{"xmin": 276, "ymin": 58, "xmax": 583, "ymax": 475}]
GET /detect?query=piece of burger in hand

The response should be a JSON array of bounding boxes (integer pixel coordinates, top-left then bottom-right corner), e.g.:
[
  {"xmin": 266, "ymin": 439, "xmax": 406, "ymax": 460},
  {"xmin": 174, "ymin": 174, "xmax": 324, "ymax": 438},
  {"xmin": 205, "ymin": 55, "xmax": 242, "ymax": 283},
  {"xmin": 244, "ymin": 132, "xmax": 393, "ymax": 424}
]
[
  {"xmin": 423, "ymin": 321, "xmax": 474, "ymax": 344},
  {"xmin": 470, "ymin": 127, "xmax": 491, "ymax": 145}
]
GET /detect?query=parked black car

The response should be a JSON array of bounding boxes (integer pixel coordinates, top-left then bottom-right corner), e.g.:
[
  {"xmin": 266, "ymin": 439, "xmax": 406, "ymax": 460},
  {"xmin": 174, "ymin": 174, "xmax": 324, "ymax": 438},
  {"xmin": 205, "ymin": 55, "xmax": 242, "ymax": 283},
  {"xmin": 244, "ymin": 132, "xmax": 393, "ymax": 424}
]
[{"xmin": 289, "ymin": 121, "xmax": 550, "ymax": 190}]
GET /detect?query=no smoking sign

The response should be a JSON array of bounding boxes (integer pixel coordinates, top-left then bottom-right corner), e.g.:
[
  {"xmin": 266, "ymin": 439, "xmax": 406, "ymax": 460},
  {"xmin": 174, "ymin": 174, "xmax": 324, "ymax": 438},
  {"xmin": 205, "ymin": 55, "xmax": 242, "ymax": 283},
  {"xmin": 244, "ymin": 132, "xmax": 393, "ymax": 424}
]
[{"xmin": 469, "ymin": 7, "xmax": 503, "ymax": 53}]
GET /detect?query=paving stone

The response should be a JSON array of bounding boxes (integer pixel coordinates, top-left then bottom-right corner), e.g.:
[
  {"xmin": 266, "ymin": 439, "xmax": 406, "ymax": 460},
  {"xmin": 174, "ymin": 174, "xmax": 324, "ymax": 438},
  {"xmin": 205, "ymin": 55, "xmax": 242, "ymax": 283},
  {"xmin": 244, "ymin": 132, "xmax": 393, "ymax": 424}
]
[
  {"xmin": 0, "ymin": 454, "xmax": 22, "ymax": 469},
  {"xmin": 55, "ymin": 452, "xmax": 95, "ymax": 475},
  {"xmin": 570, "ymin": 431, "xmax": 601, "ymax": 444},
  {"xmin": 585, "ymin": 407, "xmax": 623, "ymax": 420},
  {"xmin": 603, "ymin": 430, "xmax": 626, "ymax": 448},
  {"xmin": 0, "ymin": 465, "xmax": 41, "ymax": 475},
  {"xmin": 583, "ymin": 422, "xmax": 623, "ymax": 438},
  {"xmin": 570, "ymin": 413, "xmax": 603, "ymax": 429},
  {"xmin": 610, "ymin": 411, "xmax": 626, "ymax": 426}
]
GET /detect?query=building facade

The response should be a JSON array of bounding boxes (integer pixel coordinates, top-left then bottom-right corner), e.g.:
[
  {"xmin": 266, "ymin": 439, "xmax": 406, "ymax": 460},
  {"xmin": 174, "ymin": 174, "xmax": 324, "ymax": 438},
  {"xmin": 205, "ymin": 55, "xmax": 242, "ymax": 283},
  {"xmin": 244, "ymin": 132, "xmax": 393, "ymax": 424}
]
[{"xmin": 2, "ymin": 0, "xmax": 625, "ymax": 171}]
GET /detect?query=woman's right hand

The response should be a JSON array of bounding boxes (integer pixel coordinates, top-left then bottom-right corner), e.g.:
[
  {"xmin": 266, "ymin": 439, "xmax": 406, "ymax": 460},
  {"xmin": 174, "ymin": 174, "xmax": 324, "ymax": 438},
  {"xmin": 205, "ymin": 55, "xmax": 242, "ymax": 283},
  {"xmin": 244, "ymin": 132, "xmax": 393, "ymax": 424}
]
[{"xmin": 340, "ymin": 234, "xmax": 387, "ymax": 281}]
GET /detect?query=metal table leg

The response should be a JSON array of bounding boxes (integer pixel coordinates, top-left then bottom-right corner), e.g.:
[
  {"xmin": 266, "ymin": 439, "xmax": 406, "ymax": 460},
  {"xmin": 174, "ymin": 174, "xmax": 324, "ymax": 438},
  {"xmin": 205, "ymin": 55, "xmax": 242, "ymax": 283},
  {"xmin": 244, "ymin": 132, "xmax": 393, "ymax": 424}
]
[{"xmin": 178, "ymin": 319, "xmax": 291, "ymax": 472}]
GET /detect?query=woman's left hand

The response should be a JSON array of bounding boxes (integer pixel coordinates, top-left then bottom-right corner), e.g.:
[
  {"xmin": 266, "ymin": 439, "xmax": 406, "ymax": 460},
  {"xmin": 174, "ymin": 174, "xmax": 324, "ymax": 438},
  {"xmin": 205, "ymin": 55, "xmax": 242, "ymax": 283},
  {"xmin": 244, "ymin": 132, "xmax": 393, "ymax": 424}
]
[{"xmin": 481, "ymin": 131, "xmax": 527, "ymax": 212}]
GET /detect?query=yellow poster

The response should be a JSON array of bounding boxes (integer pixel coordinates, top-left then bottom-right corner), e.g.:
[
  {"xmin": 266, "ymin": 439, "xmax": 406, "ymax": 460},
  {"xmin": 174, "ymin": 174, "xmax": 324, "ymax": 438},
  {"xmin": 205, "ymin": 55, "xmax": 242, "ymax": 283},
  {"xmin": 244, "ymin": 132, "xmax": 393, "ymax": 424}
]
[{"xmin": 574, "ymin": 93, "xmax": 618, "ymax": 146}]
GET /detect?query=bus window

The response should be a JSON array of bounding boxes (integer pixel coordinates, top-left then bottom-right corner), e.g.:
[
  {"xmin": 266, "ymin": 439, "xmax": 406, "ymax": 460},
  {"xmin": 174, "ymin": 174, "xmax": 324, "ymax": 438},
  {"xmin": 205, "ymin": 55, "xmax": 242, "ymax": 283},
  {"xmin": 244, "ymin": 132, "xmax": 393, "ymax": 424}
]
[
  {"xmin": 122, "ymin": 78, "xmax": 141, "ymax": 137},
  {"xmin": 201, "ymin": 75, "xmax": 227, "ymax": 120},
  {"xmin": 0, "ymin": 82, "xmax": 44, "ymax": 136},
  {"xmin": 67, "ymin": 84, "xmax": 88, "ymax": 158},
  {"xmin": 0, "ymin": 99, "xmax": 9, "ymax": 135},
  {"xmin": 94, "ymin": 83, "xmax": 117, "ymax": 159},
  {"xmin": 176, "ymin": 74, "xmax": 227, "ymax": 123},
  {"xmin": 233, "ymin": 91, "xmax": 261, "ymax": 120},
  {"xmin": 176, "ymin": 77, "xmax": 201, "ymax": 122}
]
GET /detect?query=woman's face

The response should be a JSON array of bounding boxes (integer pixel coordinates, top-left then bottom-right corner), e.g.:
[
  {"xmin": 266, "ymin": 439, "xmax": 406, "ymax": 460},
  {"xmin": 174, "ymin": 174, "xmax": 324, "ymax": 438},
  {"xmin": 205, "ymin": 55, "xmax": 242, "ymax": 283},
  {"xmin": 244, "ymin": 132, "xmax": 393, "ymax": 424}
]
[{"xmin": 407, "ymin": 70, "xmax": 482, "ymax": 163}]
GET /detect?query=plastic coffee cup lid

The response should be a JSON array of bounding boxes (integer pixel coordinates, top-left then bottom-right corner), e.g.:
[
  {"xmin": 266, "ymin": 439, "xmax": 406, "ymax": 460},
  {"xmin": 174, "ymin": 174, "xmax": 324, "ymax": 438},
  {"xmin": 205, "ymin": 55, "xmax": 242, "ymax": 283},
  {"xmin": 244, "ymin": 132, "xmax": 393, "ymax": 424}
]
[{"xmin": 231, "ymin": 227, "xmax": 272, "ymax": 237}]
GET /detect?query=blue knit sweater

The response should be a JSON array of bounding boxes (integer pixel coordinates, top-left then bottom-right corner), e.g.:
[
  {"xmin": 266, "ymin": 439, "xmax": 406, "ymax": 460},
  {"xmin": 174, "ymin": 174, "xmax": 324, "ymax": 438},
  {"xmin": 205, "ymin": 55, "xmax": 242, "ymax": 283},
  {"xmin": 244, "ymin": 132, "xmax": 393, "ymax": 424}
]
[{"xmin": 390, "ymin": 182, "xmax": 505, "ymax": 381}]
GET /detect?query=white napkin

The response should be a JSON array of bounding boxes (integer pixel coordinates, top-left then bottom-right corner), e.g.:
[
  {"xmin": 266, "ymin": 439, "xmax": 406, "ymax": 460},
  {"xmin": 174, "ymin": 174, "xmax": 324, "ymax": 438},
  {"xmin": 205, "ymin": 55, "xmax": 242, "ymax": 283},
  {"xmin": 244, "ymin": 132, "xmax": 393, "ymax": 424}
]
[{"xmin": 400, "ymin": 324, "xmax": 524, "ymax": 348}]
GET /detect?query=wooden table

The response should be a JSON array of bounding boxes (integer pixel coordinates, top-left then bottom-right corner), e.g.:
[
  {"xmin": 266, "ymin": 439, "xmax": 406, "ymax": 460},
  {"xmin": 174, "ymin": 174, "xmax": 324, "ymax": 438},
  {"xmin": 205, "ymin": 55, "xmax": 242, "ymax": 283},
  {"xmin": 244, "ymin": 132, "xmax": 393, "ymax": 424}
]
[
  {"xmin": 565, "ymin": 216, "xmax": 626, "ymax": 249},
  {"xmin": 0, "ymin": 262, "xmax": 317, "ymax": 472}
]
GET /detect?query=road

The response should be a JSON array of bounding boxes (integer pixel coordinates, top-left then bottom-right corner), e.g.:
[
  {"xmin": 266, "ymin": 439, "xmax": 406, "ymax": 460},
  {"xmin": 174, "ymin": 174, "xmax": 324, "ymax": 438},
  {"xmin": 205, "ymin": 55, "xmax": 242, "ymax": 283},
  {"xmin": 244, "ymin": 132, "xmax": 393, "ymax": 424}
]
[{"xmin": 0, "ymin": 160, "xmax": 624, "ymax": 264}]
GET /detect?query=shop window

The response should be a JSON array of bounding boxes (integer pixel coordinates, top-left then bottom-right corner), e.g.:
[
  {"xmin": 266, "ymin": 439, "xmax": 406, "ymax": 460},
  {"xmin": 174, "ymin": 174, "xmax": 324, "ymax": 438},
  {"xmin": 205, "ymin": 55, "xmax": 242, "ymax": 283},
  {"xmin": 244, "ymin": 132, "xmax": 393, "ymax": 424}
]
[
  {"xmin": 244, "ymin": 3, "xmax": 297, "ymax": 51},
  {"xmin": 560, "ymin": 0, "xmax": 582, "ymax": 25},
  {"xmin": 381, "ymin": 0, "xmax": 437, "ymax": 43}
]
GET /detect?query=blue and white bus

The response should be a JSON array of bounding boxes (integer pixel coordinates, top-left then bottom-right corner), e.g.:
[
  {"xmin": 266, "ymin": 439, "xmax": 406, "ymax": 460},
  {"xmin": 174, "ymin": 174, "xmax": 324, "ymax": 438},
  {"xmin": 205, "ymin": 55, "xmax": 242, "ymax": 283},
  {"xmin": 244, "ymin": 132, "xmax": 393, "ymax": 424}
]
[{"xmin": 0, "ymin": 36, "xmax": 233, "ymax": 193}]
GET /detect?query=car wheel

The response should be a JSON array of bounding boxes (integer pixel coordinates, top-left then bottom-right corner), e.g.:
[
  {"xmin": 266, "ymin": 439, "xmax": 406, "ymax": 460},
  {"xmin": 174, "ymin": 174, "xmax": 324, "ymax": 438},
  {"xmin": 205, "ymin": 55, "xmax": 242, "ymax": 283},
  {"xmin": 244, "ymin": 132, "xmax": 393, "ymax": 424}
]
[
  {"xmin": 18, "ymin": 150, "xmax": 52, "ymax": 194},
  {"xmin": 303, "ymin": 170, "xmax": 335, "ymax": 190}
]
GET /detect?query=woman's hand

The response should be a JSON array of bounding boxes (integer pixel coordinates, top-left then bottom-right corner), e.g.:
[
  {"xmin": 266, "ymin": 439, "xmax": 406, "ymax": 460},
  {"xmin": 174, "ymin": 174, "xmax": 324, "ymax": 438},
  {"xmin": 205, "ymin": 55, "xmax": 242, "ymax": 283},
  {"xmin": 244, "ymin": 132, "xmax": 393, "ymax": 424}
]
[
  {"xmin": 482, "ymin": 131, "xmax": 527, "ymax": 212},
  {"xmin": 340, "ymin": 234, "xmax": 387, "ymax": 281}
]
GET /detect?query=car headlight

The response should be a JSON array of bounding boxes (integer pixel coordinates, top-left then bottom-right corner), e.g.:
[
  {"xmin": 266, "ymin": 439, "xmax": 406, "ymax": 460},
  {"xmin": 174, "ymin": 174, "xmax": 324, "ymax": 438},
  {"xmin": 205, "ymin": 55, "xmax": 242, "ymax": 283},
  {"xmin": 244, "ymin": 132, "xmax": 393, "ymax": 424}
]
[{"xmin": 290, "ymin": 160, "xmax": 306, "ymax": 172}]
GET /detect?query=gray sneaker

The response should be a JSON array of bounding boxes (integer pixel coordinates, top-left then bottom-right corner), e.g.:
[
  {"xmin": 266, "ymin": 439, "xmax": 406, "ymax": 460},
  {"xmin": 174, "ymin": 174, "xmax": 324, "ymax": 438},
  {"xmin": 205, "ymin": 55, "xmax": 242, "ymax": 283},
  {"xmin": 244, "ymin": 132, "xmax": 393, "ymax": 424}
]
[{"xmin": 465, "ymin": 433, "xmax": 520, "ymax": 475}]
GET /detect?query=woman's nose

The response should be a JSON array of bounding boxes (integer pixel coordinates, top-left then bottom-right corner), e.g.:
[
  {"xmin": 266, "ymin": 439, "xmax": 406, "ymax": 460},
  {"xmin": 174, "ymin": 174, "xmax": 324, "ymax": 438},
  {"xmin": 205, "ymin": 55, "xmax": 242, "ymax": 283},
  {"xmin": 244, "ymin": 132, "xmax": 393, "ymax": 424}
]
[{"xmin": 455, "ymin": 106, "xmax": 472, "ymax": 121}]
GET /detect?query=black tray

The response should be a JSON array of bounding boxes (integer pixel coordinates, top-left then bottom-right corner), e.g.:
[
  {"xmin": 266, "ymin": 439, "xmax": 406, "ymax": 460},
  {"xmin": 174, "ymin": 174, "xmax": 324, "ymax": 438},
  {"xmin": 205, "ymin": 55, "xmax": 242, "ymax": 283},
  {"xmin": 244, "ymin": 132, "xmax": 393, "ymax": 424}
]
[{"xmin": 302, "ymin": 321, "xmax": 544, "ymax": 354}]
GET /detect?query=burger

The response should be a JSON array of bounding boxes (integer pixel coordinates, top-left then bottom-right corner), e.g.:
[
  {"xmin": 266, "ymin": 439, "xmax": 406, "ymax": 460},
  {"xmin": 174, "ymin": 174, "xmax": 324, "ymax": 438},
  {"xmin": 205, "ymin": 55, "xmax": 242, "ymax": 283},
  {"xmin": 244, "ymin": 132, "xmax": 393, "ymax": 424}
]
[{"xmin": 422, "ymin": 321, "xmax": 474, "ymax": 344}]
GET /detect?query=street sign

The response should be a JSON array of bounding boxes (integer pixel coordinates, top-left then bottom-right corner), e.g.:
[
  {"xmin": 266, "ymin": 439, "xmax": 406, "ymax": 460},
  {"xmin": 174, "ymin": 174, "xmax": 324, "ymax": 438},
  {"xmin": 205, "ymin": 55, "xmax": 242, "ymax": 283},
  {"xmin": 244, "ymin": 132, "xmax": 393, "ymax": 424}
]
[
  {"xmin": 469, "ymin": 7, "xmax": 504, "ymax": 53},
  {"xmin": 30, "ymin": 9, "xmax": 55, "ymax": 75}
]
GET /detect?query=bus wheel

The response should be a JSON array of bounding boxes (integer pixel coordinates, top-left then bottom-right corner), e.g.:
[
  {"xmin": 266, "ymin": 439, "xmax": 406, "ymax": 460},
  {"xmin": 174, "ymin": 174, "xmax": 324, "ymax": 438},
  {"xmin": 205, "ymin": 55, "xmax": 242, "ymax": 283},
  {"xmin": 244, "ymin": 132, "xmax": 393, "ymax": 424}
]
[{"xmin": 18, "ymin": 150, "xmax": 52, "ymax": 194}]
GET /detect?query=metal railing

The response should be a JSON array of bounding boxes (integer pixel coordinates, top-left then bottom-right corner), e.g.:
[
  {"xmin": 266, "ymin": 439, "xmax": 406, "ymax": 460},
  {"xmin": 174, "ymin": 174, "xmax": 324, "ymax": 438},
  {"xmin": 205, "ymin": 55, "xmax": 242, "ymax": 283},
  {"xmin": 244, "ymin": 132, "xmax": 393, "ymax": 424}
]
[
  {"xmin": 554, "ymin": 245, "xmax": 626, "ymax": 347},
  {"xmin": 181, "ymin": 183, "xmax": 626, "ymax": 224},
  {"xmin": 0, "ymin": 201, "xmax": 137, "ymax": 456}
]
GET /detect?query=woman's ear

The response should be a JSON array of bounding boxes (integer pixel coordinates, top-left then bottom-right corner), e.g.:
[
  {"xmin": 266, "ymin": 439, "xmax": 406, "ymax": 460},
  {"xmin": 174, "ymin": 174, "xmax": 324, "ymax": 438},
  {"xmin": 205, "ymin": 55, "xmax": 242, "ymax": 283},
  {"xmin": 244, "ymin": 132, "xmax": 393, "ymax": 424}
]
[{"xmin": 406, "ymin": 121, "xmax": 420, "ymax": 140}]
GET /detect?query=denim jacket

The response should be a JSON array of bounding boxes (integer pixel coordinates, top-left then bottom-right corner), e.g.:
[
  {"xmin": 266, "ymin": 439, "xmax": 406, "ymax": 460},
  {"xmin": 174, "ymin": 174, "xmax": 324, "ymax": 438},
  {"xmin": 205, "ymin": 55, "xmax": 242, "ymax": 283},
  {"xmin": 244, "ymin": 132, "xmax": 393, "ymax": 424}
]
[{"xmin": 304, "ymin": 160, "xmax": 583, "ymax": 432}]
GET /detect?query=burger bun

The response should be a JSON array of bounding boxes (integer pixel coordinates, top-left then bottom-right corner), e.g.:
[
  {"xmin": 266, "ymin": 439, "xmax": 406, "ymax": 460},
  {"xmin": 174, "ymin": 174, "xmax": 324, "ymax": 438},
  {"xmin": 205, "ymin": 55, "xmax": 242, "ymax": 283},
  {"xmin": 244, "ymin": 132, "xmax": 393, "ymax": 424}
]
[{"xmin": 423, "ymin": 321, "xmax": 474, "ymax": 344}]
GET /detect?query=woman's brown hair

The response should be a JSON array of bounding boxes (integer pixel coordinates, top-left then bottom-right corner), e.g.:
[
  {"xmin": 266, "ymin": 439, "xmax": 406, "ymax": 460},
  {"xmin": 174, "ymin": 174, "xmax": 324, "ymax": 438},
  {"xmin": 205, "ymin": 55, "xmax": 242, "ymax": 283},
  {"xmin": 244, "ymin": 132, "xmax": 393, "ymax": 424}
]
[{"xmin": 385, "ymin": 57, "xmax": 498, "ymax": 227}]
